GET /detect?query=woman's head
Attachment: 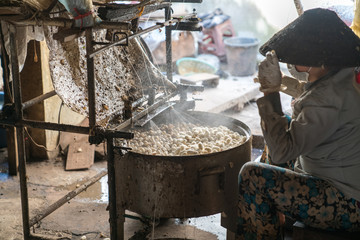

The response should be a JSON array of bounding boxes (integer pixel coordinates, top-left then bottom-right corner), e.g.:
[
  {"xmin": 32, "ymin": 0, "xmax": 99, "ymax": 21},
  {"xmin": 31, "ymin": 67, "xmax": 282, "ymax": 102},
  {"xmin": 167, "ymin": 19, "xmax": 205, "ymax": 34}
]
[{"xmin": 259, "ymin": 8, "xmax": 360, "ymax": 68}]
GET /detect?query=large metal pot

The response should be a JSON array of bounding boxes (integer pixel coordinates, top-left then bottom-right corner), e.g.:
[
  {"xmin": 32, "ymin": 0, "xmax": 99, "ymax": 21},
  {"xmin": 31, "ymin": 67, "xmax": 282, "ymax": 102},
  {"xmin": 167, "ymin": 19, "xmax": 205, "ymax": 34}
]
[{"xmin": 114, "ymin": 110, "xmax": 251, "ymax": 219}]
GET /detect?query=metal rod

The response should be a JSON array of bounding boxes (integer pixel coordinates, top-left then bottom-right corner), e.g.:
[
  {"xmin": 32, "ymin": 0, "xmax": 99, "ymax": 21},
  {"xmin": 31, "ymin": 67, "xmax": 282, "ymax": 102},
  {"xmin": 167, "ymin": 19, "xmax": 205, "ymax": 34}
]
[
  {"xmin": 293, "ymin": 0, "xmax": 304, "ymax": 16},
  {"xmin": 29, "ymin": 170, "xmax": 108, "ymax": 227},
  {"xmin": 10, "ymin": 24, "xmax": 30, "ymax": 240},
  {"xmin": 135, "ymin": 101, "xmax": 175, "ymax": 127},
  {"xmin": 88, "ymin": 15, "xmax": 194, "ymax": 58},
  {"xmin": 165, "ymin": 6, "xmax": 173, "ymax": 82},
  {"xmin": 0, "ymin": 119, "xmax": 134, "ymax": 139},
  {"xmin": 22, "ymin": 90, "xmax": 56, "ymax": 110},
  {"xmin": 113, "ymin": 91, "xmax": 177, "ymax": 130},
  {"xmin": 5, "ymin": 17, "xmax": 131, "ymax": 30},
  {"xmin": 86, "ymin": 28, "xmax": 96, "ymax": 129},
  {"xmin": 106, "ymin": 137, "xmax": 122, "ymax": 240},
  {"xmin": 89, "ymin": 23, "xmax": 161, "ymax": 58},
  {"xmin": 21, "ymin": 120, "xmax": 90, "ymax": 134}
]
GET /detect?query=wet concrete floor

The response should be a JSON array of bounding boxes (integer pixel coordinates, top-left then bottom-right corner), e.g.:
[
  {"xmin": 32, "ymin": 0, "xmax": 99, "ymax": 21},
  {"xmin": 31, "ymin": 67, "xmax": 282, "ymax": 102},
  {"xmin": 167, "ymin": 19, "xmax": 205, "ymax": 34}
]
[{"xmin": 0, "ymin": 149, "xmax": 237, "ymax": 240}]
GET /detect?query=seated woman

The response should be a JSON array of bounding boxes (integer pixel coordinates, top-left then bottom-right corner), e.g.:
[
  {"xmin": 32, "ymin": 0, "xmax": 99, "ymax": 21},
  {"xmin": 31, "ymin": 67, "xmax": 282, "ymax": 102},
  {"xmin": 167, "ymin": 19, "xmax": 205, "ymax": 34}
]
[{"xmin": 237, "ymin": 8, "xmax": 360, "ymax": 240}]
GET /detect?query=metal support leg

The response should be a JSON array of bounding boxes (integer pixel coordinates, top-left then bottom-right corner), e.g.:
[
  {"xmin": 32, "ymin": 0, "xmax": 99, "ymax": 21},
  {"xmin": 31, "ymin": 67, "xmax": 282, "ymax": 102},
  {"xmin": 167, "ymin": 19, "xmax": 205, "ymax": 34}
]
[
  {"xmin": 165, "ymin": 6, "xmax": 173, "ymax": 82},
  {"xmin": 226, "ymin": 230, "xmax": 236, "ymax": 240},
  {"xmin": 107, "ymin": 137, "xmax": 123, "ymax": 240},
  {"xmin": 10, "ymin": 24, "xmax": 30, "ymax": 240},
  {"xmin": 86, "ymin": 28, "xmax": 96, "ymax": 129}
]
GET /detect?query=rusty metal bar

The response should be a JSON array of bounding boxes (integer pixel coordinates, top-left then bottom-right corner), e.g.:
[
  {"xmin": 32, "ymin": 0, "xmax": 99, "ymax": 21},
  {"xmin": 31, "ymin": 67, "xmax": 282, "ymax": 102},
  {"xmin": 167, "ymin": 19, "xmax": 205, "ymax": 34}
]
[
  {"xmin": 0, "ymin": 119, "xmax": 90, "ymax": 134},
  {"xmin": 106, "ymin": 137, "xmax": 122, "ymax": 240},
  {"xmin": 22, "ymin": 90, "xmax": 56, "ymax": 110},
  {"xmin": 165, "ymin": 6, "xmax": 173, "ymax": 82},
  {"xmin": 22, "ymin": 119, "xmax": 90, "ymax": 134},
  {"xmin": 6, "ymin": 17, "xmax": 131, "ymax": 30},
  {"xmin": 10, "ymin": 24, "xmax": 30, "ymax": 240},
  {"xmin": 0, "ymin": 119, "xmax": 134, "ymax": 139},
  {"xmin": 29, "ymin": 170, "xmax": 108, "ymax": 227},
  {"xmin": 86, "ymin": 28, "xmax": 96, "ymax": 130},
  {"xmin": 113, "ymin": 91, "xmax": 177, "ymax": 130}
]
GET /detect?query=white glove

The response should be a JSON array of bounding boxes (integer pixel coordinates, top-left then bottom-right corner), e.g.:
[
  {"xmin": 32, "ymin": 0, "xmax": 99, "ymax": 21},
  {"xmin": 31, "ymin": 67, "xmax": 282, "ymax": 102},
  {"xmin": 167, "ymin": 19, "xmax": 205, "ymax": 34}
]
[{"xmin": 254, "ymin": 51, "xmax": 282, "ymax": 94}]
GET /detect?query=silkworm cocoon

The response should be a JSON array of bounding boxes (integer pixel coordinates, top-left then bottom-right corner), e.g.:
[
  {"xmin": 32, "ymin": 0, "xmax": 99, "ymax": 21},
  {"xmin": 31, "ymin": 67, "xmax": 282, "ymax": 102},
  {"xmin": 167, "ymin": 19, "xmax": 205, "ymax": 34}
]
[{"xmin": 125, "ymin": 123, "xmax": 246, "ymax": 156}]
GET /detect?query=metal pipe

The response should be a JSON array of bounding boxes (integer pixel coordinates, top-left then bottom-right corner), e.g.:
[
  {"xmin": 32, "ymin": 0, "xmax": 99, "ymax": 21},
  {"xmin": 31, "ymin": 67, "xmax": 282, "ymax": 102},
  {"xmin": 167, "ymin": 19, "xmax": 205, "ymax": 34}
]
[
  {"xmin": 29, "ymin": 170, "xmax": 108, "ymax": 227},
  {"xmin": 0, "ymin": 119, "xmax": 134, "ymax": 139},
  {"xmin": 165, "ymin": 6, "xmax": 173, "ymax": 82},
  {"xmin": 86, "ymin": 28, "xmax": 96, "ymax": 129},
  {"xmin": 23, "ymin": 120, "xmax": 90, "ymax": 134},
  {"xmin": 22, "ymin": 90, "xmax": 56, "ymax": 110},
  {"xmin": 106, "ymin": 137, "xmax": 122, "ymax": 240},
  {"xmin": 10, "ymin": 24, "xmax": 30, "ymax": 240},
  {"xmin": 5, "ymin": 17, "xmax": 131, "ymax": 30}
]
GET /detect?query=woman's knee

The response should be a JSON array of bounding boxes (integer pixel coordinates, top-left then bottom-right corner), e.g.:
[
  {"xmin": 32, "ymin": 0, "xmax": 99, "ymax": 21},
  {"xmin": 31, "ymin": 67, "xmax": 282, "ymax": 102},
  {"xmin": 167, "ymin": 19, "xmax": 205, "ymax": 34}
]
[
  {"xmin": 240, "ymin": 161, "xmax": 259, "ymax": 174},
  {"xmin": 238, "ymin": 162, "xmax": 261, "ymax": 184}
]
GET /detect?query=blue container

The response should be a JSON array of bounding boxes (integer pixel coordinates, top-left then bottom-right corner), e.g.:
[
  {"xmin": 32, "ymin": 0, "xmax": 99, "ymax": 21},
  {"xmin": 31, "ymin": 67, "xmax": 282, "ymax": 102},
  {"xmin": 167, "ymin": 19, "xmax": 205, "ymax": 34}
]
[{"xmin": 0, "ymin": 92, "xmax": 6, "ymax": 148}]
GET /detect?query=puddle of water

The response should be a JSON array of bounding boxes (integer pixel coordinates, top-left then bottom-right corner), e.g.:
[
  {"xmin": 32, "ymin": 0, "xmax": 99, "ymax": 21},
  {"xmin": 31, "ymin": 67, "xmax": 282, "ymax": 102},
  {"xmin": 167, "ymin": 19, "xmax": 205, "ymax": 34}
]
[
  {"xmin": 177, "ymin": 214, "xmax": 226, "ymax": 240},
  {"xmin": 0, "ymin": 162, "xmax": 9, "ymax": 181},
  {"xmin": 0, "ymin": 172, "xmax": 9, "ymax": 181},
  {"xmin": 99, "ymin": 175, "xmax": 109, "ymax": 202},
  {"xmin": 60, "ymin": 175, "xmax": 109, "ymax": 203}
]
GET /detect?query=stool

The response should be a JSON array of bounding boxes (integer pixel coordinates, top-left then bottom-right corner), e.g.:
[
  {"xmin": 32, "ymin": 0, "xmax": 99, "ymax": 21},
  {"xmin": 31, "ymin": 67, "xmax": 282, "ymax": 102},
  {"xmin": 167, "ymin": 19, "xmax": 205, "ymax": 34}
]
[
  {"xmin": 199, "ymin": 19, "xmax": 235, "ymax": 60},
  {"xmin": 292, "ymin": 221, "xmax": 359, "ymax": 240}
]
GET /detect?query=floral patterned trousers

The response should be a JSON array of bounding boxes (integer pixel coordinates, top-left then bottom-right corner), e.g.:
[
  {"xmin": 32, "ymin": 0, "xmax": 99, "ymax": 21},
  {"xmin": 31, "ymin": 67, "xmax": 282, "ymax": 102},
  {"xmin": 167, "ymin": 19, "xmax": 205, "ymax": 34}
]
[{"xmin": 237, "ymin": 161, "xmax": 360, "ymax": 240}]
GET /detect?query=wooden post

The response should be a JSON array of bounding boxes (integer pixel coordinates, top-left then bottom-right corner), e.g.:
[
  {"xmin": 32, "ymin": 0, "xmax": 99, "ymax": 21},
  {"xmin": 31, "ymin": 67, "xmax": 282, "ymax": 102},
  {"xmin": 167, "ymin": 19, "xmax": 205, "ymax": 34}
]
[{"xmin": 293, "ymin": 0, "xmax": 304, "ymax": 16}]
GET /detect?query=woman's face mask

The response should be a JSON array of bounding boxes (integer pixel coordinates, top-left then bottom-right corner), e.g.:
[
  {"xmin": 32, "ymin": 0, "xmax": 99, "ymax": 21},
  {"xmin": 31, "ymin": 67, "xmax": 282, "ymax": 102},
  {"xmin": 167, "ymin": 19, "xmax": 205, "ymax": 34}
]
[{"xmin": 287, "ymin": 64, "xmax": 312, "ymax": 81}]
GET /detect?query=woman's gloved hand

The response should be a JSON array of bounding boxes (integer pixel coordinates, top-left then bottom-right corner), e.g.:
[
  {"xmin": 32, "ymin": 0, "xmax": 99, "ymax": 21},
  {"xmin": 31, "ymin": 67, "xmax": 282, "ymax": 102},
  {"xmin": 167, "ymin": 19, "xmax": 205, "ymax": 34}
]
[{"xmin": 254, "ymin": 50, "xmax": 282, "ymax": 94}]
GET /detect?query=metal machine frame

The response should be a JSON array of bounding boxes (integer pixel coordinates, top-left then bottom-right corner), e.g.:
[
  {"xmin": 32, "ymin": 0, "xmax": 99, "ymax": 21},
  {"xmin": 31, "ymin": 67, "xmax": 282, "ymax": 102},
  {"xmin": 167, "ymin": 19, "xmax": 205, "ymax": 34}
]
[{"xmin": 0, "ymin": 1, "xmax": 202, "ymax": 239}]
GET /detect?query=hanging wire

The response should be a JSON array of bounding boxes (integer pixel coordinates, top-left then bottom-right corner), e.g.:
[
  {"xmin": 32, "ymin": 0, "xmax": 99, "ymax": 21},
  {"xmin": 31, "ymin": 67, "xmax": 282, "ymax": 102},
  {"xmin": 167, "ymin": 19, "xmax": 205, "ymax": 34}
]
[{"xmin": 24, "ymin": 101, "xmax": 64, "ymax": 152}]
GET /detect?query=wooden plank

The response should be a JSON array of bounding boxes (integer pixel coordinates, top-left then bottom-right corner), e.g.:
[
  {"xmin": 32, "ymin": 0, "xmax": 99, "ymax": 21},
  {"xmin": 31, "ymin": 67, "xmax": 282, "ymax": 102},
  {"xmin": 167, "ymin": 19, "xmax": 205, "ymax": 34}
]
[
  {"xmin": 180, "ymin": 73, "xmax": 219, "ymax": 88},
  {"xmin": 65, "ymin": 141, "xmax": 95, "ymax": 170},
  {"xmin": 58, "ymin": 118, "xmax": 88, "ymax": 151},
  {"xmin": 193, "ymin": 76, "xmax": 260, "ymax": 113}
]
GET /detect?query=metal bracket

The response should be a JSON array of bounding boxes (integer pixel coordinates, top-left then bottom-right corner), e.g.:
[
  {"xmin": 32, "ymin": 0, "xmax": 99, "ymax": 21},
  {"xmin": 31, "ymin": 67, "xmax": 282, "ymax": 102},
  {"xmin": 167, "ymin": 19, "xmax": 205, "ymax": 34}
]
[
  {"xmin": 113, "ymin": 31, "xmax": 129, "ymax": 46},
  {"xmin": 92, "ymin": 31, "xmax": 129, "ymax": 47},
  {"xmin": 113, "ymin": 146, "xmax": 131, "ymax": 156}
]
